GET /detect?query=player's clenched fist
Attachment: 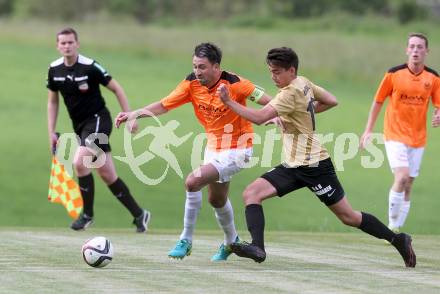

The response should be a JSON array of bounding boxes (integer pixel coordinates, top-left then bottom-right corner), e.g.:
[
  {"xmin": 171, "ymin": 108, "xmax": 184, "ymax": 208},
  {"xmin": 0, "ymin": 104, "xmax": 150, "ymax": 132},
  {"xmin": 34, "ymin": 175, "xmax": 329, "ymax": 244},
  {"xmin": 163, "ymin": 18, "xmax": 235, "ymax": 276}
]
[{"xmin": 115, "ymin": 111, "xmax": 138, "ymax": 133}]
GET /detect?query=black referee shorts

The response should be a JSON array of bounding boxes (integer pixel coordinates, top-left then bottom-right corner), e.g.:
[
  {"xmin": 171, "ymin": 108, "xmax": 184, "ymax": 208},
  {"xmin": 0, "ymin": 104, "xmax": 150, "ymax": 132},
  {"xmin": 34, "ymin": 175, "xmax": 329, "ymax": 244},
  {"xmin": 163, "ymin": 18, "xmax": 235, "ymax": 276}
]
[
  {"xmin": 261, "ymin": 158, "xmax": 345, "ymax": 206},
  {"xmin": 74, "ymin": 108, "xmax": 112, "ymax": 153}
]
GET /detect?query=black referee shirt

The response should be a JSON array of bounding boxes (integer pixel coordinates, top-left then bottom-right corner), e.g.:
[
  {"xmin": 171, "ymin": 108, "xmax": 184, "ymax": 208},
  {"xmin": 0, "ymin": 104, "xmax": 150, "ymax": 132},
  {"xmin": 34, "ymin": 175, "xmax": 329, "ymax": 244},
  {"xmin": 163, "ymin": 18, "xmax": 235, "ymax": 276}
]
[{"xmin": 47, "ymin": 54, "xmax": 112, "ymax": 126}]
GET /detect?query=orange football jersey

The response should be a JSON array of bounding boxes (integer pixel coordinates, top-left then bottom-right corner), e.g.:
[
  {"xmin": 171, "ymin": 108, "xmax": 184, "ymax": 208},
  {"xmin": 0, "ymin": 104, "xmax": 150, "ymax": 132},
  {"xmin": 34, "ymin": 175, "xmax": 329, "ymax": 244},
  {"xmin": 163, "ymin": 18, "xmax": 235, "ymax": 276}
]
[
  {"xmin": 375, "ymin": 64, "xmax": 440, "ymax": 147},
  {"xmin": 161, "ymin": 71, "xmax": 262, "ymax": 151}
]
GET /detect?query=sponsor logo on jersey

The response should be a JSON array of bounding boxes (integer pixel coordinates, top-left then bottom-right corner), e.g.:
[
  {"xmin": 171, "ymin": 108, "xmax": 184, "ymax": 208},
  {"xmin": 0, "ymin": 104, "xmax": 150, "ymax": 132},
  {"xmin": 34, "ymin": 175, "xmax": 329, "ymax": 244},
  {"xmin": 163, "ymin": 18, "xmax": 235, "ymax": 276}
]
[
  {"xmin": 79, "ymin": 82, "xmax": 89, "ymax": 92},
  {"xmin": 399, "ymin": 94, "xmax": 424, "ymax": 105},
  {"xmin": 198, "ymin": 103, "xmax": 227, "ymax": 118}
]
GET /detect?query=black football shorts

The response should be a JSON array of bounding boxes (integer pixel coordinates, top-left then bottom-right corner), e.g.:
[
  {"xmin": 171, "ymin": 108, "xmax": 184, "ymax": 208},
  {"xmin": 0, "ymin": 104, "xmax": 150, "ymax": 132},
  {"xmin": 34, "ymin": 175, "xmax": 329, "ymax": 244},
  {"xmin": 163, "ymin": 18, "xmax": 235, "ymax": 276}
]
[
  {"xmin": 261, "ymin": 158, "xmax": 345, "ymax": 206},
  {"xmin": 74, "ymin": 108, "xmax": 112, "ymax": 153}
]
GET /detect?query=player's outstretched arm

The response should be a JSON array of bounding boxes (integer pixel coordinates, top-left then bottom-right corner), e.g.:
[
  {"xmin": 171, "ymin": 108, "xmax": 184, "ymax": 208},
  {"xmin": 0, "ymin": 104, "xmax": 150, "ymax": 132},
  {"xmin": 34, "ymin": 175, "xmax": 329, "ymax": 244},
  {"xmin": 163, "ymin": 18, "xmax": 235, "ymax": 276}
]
[
  {"xmin": 218, "ymin": 84, "xmax": 278, "ymax": 125},
  {"xmin": 256, "ymin": 93, "xmax": 273, "ymax": 105},
  {"xmin": 115, "ymin": 101, "xmax": 168, "ymax": 129},
  {"xmin": 252, "ymin": 94, "xmax": 284, "ymax": 130}
]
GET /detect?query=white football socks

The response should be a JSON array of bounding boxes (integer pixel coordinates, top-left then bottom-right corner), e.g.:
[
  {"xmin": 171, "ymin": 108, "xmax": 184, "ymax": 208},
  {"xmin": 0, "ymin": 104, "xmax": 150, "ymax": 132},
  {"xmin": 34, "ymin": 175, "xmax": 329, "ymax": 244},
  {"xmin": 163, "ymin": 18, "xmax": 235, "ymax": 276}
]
[
  {"xmin": 179, "ymin": 191, "xmax": 202, "ymax": 242},
  {"xmin": 388, "ymin": 190, "xmax": 404, "ymax": 229},
  {"xmin": 214, "ymin": 199, "xmax": 238, "ymax": 245},
  {"xmin": 397, "ymin": 200, "xmax": 411, "ymax": 228}
]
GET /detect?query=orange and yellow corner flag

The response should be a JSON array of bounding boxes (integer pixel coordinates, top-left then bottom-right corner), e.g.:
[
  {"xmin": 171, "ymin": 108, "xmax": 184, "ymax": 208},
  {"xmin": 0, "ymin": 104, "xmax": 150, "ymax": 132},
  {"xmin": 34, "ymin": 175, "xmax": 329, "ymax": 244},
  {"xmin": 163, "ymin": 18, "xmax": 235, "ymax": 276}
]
[{"xmin": 48, "ymin": 156, "xmax": 83, "ymax": 219}]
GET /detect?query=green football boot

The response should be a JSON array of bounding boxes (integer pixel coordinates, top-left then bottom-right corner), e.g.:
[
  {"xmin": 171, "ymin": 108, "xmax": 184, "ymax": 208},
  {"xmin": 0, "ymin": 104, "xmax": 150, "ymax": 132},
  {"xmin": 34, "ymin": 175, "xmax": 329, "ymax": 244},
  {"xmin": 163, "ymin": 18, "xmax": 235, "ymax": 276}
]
[
  {"xmin": 168, "ymin": 239, "xmax": 192, "ymax": 259},
  {"xmin": 211, "ymin": 236, "xmax": 240, "ymax": 261}
]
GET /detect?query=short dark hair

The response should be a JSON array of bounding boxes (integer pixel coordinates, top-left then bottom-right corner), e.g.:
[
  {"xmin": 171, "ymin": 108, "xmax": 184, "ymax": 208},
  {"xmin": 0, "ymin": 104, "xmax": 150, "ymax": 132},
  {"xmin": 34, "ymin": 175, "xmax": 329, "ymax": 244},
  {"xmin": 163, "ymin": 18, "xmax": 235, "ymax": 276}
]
[
  {"xmin": 57, "ymin": 27, "xmax": 78, "ymax": 41},
  {"xmin": 408, "ymin": 32, "xmax": 428, "ymax": 48},
  {"xmin": 266, "ymin": 47, "xmax": 299, "ymax": 72},
  {"xmin": 194, "ymin": 43, "xmax": 222, "ymax": 64}
]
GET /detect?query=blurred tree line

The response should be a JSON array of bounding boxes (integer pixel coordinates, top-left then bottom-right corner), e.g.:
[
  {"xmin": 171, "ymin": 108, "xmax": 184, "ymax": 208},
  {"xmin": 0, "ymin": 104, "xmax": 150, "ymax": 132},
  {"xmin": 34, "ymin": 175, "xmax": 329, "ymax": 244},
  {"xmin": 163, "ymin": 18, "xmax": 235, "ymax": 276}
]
[{"xmin": 0, "ymin": 0, "xmax": 437, "ymax": 24}]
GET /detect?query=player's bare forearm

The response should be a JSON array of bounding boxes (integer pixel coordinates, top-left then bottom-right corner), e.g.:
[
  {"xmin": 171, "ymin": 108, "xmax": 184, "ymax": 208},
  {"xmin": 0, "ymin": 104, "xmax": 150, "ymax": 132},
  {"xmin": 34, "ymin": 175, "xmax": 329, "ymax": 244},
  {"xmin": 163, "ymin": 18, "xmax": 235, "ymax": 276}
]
[
  {"xmin": 314, "ymin": 90, "xmax": 338, "ymax": 113},
  {"xmin": 116, "ymin": 94, "xmax": 131, "ymax": 112},
  {"xmin": 364, "ymin": 101, "xmax": 383, "ymax": 132},
  {"xmin": 138, "ymin": 102, "xmax": 168, "ymax": 118},
  {"xmin": 47, "ymin": 91, "xmax": 60, "ymax": 150},
  {"xmin": 359, "ymin": 101, "xmax": 383, "ymax": 149},
  {"xmin": 225, "ymin": 100, "xmax": 266, "ymax": 125},
  {"xmin": 218, "ymin": 83, "xmax": 276, "ymax": 125},
  {"xmin": 115, "ymin": 101, "xmax": 168, "ymax": 128},
  {"xmin": 47, "ymin": 91, "xmax": 59, "ymax": 134},
  {"xmin": 314, "ymin": 101, "xmax": 337, "ymax": 113},
  {"xmin": 432, "ymin": 107, "xmax": 440, "ymax": 128},
  {"xmin": 106, "ymin": 79, "xmax": 131, "ymax": 112},
  {"xmin": 256, "ymin": 94, "xmax": 272, "ymax": 106}
]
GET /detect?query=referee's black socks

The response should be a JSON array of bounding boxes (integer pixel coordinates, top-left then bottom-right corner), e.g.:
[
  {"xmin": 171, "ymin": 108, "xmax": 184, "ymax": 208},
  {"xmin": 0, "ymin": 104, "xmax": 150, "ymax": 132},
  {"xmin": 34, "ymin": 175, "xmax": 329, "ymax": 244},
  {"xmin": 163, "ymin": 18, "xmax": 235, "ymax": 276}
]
[
  {"xmin": 78, "ymin": 173, "xmax": 94, "ymax": 217},
  {"xmin": 108, "ymin": 178, "xmax": 143, "ymax": 218},
  {"xmin": 359, "ymin": 212, "xmax": 395, "ymax": 242},
  {"xmin": 245, "ymin": 204, "xmax": 266, "ymax": 251}
]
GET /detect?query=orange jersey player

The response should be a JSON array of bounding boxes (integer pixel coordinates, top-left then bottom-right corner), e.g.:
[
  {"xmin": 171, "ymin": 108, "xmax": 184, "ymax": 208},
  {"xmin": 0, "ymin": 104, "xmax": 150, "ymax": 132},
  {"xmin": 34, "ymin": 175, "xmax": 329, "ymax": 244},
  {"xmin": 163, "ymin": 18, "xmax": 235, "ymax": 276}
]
[
  {"xmin": 115, "ymin": 42, "xmax": 271, "ymax": 261},
  {"xmin": 360, "ymin": 33, "xmax": 440, "ymax": 232}
]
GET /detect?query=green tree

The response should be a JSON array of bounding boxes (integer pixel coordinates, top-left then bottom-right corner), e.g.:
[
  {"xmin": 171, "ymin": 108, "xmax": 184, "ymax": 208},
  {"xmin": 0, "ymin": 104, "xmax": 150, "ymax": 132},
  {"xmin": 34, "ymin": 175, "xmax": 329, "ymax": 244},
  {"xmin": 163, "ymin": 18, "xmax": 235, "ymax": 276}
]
[
  {"xmin": 0, "ymin": 0, "xmax": 13, "ymax": 16},
  {"xmin": 397, "ymin": 0, "xmax": 428, "ymax": 24}
]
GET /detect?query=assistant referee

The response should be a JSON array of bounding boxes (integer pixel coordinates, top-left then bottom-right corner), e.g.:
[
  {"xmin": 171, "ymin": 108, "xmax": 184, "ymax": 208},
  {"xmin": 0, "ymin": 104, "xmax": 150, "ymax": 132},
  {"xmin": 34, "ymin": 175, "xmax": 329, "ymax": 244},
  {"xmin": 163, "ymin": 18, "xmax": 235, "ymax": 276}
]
[{"xmin": 47, "ymin": 28, "xmax": 150, "ymax": 232}]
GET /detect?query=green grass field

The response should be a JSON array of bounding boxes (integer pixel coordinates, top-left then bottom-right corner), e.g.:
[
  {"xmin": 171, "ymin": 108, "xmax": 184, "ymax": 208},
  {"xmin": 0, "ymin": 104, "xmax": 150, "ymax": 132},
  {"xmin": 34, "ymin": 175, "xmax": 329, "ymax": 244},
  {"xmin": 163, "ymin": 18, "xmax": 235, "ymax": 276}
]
[
  {"xmin": 0, "ymin": 20, "xmax": 439, "ymax": 236},
  {"xmin": 1, "ymin": 19, "xmax": 440, "ymax": 294},
  {"xmin": 0, "ymin": 228, "xmax": 439, "ymax": 293}
]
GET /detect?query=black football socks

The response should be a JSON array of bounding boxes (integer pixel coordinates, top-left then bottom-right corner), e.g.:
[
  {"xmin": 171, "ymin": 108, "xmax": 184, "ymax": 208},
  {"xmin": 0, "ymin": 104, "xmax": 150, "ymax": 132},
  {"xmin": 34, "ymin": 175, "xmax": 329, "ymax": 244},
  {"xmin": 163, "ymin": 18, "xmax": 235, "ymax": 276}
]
[
  {"xmin": 245, "ymin": 204, "xmax": 266, "ymax": 251},
  {"xmin": 359, "ymin": 212, "xmax": 395, "ymax": 242},
  {"xmin": 78, "ymin": 173, "xmax": 95, "ymax": 217},
  {"xmin": 108, "ymin": 178, "xmax": 143, "ymax": 217}
]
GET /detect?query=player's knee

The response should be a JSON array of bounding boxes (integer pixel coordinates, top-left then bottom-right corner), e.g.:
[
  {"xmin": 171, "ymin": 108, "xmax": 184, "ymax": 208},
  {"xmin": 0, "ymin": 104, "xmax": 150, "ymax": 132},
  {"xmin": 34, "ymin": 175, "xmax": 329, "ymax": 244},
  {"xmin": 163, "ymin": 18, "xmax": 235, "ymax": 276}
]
[
  {"xmin": 73, "ymin": 157, "xmax": 88, "ymax": 175},
  {"xmin": 242, "ymin": 186, "xmax": 260, "ymax": 205},
  {"xmin": 185, "ymin": 176, "xmax": 201, "ymax": 192},
  {"xmin": 394, "ymin": 173, "xmax": 410, "ymax": 187},
  {"xmin": 395, "ymin": 177, "xmax": 408, "ymax": 187}
]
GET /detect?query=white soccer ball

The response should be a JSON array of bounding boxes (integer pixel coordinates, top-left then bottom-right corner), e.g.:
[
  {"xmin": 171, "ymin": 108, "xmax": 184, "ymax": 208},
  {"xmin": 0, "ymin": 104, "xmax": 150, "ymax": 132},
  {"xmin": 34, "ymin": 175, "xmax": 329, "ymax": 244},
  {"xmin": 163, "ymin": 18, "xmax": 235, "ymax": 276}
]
[{"xmin": 81, "ymin": 236, "xmax": 114, "ymax": 268}]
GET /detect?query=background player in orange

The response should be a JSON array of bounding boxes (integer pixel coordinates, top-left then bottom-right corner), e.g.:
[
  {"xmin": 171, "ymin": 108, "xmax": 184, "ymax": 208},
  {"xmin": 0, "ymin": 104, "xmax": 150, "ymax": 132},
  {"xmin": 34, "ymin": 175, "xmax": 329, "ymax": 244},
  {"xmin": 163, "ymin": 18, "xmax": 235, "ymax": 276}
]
[
  {"xmin": 115, "ymin": 42, "xmax": 271, "ymax": 261},
  {"xmin": 360, "ymin": 33, "xmax": 440, "ymax": 232}
]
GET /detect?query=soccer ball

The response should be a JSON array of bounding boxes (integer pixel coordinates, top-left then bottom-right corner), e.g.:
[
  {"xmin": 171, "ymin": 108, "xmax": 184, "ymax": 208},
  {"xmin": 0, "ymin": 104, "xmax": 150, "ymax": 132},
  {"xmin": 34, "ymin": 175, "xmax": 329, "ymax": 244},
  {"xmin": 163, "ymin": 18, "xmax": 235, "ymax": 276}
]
[{"xmin": 81, "ymin": 236, "xmax": 114, "ymax": 268}]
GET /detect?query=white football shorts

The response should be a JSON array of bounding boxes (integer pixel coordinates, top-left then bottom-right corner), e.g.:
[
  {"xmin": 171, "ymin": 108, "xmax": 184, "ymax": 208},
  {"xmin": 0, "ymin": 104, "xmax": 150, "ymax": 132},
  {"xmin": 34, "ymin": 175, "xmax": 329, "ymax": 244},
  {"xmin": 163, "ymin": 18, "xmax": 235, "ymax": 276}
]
[
  {"xmin": 384, "ymin": 140, "xmax": 424, "ymax": 177},
  {"xmin": 203, "ymin": 148, "xmax": 253, "ymax": 183}
]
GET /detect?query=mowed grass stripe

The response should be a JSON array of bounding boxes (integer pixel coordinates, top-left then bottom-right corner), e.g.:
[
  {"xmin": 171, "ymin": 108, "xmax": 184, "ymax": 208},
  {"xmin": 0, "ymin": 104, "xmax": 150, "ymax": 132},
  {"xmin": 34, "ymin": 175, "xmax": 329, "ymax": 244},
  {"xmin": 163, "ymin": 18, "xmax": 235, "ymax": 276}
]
[
  {"xmin": 0, "ymin": 229, "xmax": 439, "ymax": 293},
  {"xmin": 268, "ymin": 234, "xmax": 440, "ymax": 291},
  {"xmin": 1, "ymin": 21, "xmax": 440, "ymax": 234}
]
